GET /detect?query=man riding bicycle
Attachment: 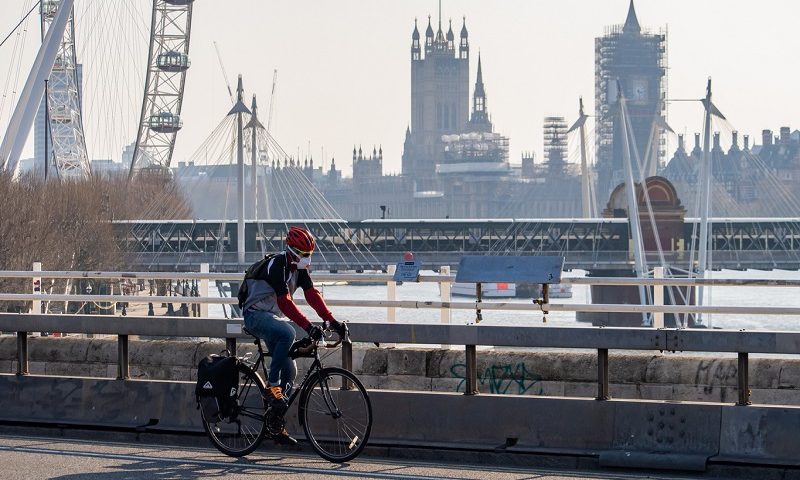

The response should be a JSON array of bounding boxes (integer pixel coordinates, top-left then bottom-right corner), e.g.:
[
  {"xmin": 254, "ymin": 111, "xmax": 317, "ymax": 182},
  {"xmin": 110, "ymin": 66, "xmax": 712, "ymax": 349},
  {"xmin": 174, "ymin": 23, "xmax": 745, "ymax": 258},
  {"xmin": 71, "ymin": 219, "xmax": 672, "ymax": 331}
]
[{"xmin": 241, "ymin": 226, "xmax": 344, "ymax": 445}]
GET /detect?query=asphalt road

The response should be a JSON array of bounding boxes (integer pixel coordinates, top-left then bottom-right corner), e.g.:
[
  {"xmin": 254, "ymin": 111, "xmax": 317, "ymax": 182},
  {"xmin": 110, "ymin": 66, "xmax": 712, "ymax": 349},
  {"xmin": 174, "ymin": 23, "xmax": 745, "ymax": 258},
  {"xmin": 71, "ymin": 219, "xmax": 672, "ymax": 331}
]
[{"xmin": 0, "ymin": 432, "xmax": 720, "ymax": 480}]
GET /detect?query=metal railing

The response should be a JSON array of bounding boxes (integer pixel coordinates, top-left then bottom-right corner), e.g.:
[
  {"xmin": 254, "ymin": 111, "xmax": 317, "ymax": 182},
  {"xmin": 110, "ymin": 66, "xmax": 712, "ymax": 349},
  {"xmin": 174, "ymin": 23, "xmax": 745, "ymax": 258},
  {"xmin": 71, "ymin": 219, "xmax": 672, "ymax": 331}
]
[
  {"xmin": 3, "ymin": 265, "xmax": 800, "ymax": 323},
  {"xmin": 2, "ymin": 312, "xmax": 799, "ymax": 406}
]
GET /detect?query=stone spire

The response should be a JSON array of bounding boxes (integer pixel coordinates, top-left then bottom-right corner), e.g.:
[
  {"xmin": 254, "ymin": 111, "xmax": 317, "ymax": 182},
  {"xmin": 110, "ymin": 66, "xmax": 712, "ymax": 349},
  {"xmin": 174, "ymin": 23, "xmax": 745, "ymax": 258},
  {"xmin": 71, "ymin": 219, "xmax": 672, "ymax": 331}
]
[{"xmin": 622, "ymin": 0, "xmax": 641, "ymax": 35}]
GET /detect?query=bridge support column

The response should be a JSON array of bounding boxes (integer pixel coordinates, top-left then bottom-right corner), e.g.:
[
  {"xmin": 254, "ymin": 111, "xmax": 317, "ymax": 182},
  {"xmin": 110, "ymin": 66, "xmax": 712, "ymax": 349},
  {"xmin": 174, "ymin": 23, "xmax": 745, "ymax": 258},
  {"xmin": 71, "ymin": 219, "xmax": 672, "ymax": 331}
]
[
  {"xmin": 16, "ymin": 332, "xmax": 28, "ymax": 375},
  {"xmin": 596, "ymin": 348, "xmax": 609, "ymax": 400},
  {"xmin": 117, "ymin": 335, "xmax": 129, "ymax": 379},
  {"xmin": 737, "ymin": 352, "xmax": 751, "ymax": 406},
  {"xmin": 464, "ymin": 344, "xmax": 478, "ymax": 395}
]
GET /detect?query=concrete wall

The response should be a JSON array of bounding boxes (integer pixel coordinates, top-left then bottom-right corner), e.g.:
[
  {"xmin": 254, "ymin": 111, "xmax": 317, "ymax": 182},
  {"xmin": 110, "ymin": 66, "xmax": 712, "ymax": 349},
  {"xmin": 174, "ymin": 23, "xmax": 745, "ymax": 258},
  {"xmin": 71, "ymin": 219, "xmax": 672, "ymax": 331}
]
[
  {"xmin": 2, "ymin": 374, "xmax": 800, "ymax": 469},
  {"xmin": 1, "ymin": 336, "xmax": 799, "ymax": 405}
]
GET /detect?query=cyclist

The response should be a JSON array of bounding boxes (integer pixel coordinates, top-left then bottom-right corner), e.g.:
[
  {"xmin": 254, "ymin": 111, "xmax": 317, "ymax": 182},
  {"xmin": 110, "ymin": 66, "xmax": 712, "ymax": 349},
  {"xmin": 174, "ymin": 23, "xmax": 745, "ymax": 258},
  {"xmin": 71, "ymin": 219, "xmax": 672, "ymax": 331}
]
[{"xmin": 241, "ymin": 226, "xmax": 344, "ymax": 445}]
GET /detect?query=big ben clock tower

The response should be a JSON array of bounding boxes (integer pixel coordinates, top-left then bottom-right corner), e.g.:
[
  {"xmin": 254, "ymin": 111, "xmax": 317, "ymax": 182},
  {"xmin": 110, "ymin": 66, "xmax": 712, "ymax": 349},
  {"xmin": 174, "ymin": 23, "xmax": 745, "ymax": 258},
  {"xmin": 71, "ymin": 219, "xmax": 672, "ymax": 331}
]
[{"xmin": 594, "ymin": 0, "xmax": 667, "ymax": 202}]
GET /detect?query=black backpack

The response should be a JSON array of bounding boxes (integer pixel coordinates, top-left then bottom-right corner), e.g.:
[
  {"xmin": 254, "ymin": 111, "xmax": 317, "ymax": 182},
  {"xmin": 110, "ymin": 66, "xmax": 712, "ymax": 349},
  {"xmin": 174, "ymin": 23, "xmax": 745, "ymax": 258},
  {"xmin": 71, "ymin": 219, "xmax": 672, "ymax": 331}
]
[
  {"xmin": 236, "ymin": 254, "xmax": 277, "ymax": 309},
  {"xmin": 195, "ymin": 353, "xmax": 240, "ymax": 422}
]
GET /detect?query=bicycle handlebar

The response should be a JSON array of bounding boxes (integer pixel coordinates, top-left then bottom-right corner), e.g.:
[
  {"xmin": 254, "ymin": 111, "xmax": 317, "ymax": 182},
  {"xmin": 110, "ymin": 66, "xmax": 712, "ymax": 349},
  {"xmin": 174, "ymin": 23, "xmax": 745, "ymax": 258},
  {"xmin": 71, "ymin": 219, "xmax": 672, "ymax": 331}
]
[{"xmin": 322, "ymin": 321, "xmax": 350, "ymax": 348}]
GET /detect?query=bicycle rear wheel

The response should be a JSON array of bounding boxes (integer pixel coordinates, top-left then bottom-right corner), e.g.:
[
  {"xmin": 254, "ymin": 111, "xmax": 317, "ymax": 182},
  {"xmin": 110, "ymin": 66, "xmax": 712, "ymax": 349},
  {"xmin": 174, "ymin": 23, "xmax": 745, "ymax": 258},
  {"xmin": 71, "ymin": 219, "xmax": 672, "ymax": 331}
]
[
  {"xmin": 299, "ymin": 367, "xmax": 372, "ymax": 463},
  {"xmin": 201, "ymin": 364, "xmax": 268, "ymax": 457}
]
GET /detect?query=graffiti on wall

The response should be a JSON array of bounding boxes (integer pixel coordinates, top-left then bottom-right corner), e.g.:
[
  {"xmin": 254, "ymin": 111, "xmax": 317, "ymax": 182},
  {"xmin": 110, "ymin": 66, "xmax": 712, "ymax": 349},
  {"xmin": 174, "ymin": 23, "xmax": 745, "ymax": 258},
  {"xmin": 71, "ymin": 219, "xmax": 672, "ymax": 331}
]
[
  {"xmin": 449, "ymin": 362, "xmax": 544, "ymax": 395},
  {"xmin": 694, "ymin": 359, "xmax": 737, "ymax": 394}
]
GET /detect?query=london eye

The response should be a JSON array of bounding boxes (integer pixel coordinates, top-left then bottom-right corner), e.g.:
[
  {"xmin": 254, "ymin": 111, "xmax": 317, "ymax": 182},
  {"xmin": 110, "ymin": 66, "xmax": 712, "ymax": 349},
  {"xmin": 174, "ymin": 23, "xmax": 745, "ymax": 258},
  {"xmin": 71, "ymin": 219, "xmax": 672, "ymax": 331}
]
[{"xmin": 0, "ymin": 0, "xmax": 194, "ymax": 179}]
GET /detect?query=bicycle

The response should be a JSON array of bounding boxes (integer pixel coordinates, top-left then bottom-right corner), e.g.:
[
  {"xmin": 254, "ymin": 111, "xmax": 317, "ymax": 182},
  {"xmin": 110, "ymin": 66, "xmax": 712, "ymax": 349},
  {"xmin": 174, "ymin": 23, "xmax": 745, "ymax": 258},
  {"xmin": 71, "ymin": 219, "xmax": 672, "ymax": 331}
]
[{"xmin": 200, "ymin": 323, "xmax": 373, "ymax": 463}]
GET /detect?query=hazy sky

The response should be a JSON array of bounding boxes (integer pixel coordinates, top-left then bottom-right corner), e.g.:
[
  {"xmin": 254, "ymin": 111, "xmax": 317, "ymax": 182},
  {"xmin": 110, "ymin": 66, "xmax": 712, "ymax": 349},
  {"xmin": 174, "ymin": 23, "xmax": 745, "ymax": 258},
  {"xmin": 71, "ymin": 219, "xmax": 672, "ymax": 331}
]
[{"xmin": 2, "ymin": 0, "xmax": 799, "ymax": 176}]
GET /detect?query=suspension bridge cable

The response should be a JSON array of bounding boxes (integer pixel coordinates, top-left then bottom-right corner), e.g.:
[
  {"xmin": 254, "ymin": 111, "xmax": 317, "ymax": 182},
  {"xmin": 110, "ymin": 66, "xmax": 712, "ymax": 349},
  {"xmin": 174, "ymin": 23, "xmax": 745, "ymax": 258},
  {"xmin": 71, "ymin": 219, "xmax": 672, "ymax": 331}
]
[{"xmin": 0, "ymin": 1, "xmax": 39, "ymax": 49}]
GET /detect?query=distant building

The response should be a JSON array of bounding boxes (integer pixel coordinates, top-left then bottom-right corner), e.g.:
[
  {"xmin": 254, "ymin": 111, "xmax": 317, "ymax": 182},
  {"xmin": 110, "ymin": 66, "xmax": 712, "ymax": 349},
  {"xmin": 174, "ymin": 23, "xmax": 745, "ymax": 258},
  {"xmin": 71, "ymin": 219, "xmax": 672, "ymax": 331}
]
[
  {"xmin": 661, "ymin": 126, "xmax": 800, "ymax": 216},
  {"xmin": 403, "ymin": 16, "xmax": 470, "ymax": 178},
  {"xmin": 121, "ymin": 142, "xmax": 135, "ymax": 168},
  {"xmin": 90, "ymin": 159, "xmax": 125, "ymax": 177},
  {"xmin": 595, "ymin": 1, "xmax": 666, "ymax": 200},
  {"xmin": 316, "ymin": 9, "xmax": 584, "ymax": 220}
]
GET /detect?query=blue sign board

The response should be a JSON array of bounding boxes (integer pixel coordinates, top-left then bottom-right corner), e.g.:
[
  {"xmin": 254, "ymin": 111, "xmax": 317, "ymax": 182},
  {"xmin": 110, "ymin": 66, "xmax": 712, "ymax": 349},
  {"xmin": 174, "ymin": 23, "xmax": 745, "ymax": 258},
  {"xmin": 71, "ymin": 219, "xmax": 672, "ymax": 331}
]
[
  {"xmin": 393, "ymin": 260, "xmax": 422, "ymax": 282},
  {"xmin": 455, "ymin": 256, "xmax": 564, "ymax": 284}
]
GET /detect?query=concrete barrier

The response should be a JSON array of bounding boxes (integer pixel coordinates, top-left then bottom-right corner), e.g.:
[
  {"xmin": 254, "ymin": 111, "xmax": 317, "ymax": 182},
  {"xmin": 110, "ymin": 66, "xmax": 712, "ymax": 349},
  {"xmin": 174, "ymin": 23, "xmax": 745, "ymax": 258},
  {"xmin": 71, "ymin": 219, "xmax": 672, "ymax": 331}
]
[
  {"xmin": 2, "ymin": 337, "xmax": 799, "ymax": 405},
  {"xmin": 1, "ymin": 374, "xmax": 800, "ymax": 469}
]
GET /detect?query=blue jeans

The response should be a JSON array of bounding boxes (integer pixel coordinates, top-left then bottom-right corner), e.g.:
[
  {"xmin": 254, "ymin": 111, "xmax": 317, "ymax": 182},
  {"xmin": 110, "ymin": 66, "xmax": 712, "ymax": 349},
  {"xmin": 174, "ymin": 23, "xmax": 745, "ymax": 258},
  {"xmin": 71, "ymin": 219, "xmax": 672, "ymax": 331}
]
[{"xmin": 243, "ymin": 309, "xmax": 297, "ymax": 393}]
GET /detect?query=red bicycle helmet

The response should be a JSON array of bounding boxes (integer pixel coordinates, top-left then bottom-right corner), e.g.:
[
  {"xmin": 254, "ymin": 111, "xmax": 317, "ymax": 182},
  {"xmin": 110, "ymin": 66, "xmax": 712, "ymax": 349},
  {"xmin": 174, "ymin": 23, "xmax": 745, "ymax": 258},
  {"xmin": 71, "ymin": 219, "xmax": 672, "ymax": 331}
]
[{"xmin": 287, "ymin": 226, "xmax": 315, "ymax": 253}]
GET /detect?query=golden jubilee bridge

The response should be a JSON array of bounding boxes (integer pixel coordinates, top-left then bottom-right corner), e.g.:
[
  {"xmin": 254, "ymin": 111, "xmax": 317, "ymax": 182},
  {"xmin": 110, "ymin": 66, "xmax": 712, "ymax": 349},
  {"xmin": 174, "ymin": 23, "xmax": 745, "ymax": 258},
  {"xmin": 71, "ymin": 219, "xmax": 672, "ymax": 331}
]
[{"xmin": 115, "ymin": 217, "xmax": 800, "ymax": 272}]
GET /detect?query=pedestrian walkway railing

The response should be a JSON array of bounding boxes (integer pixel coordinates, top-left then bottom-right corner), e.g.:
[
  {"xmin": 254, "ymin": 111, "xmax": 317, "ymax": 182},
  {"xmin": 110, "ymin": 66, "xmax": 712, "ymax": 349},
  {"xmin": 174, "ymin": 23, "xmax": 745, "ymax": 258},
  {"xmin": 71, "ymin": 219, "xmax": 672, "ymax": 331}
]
[{"xmin": 3, "ymin": 264, "xmax": 800, "ymax": 324}]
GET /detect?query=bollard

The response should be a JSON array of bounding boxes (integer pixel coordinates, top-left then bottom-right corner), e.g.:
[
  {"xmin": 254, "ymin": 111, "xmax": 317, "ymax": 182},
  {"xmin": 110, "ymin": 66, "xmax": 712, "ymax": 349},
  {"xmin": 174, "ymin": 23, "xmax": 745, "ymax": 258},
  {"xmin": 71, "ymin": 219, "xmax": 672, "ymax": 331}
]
[
  {"xmin": 16, "ymin": 332, "xmax": 28, "ymax": 375},
  {"xmin": 342, "ymin": 341, "xmax": 354, "ymax": 390},
  {"xmin": 737, "ymin": 352, "xmax": 751, "ymax": 406},
  {"xmin": 226, "ymin": 337, "xmax": 237, "ymax": 357},
  {"xmin": 464, "ymin": 344, "xmax": 478, "ymax": 395},
  {"xmin": 596, "ymin": 348, "xmax": 610, "ymax": 400},
  {"xmin": 117, "ymin": 335, "xmax": 129, "ymax": 380}
]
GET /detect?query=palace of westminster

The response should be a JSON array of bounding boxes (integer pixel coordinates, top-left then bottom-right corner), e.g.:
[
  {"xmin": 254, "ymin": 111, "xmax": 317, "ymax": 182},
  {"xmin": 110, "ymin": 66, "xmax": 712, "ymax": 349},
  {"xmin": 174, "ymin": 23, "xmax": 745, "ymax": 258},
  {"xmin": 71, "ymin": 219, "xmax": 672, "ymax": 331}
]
[{"xmin": 179, "ymin": 1, "xmax": 800, "ymax": 221}]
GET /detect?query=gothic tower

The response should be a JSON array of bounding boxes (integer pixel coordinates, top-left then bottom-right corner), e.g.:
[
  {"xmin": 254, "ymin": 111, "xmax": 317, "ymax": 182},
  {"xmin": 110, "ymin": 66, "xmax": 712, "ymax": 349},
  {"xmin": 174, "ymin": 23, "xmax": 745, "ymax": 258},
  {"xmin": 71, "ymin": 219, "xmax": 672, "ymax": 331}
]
[
  {"xmin": 405, "ymin": 15, "xmax": 470, "ymax": 177},
  {"xmin": 467, "ymin": 53, "xmax": 491, "ymax": 133},
  {"xmin": 594, "ymin": 0, "xmax": 667, "ymax": 201}
]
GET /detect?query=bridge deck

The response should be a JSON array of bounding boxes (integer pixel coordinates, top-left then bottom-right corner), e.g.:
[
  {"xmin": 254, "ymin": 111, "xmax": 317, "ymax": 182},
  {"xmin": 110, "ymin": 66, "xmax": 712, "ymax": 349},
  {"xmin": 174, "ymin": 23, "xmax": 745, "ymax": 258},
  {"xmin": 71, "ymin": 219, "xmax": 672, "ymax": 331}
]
[
  {"xmin": 115, "ymin": 218, "xmax": 800, "ymax": 271},
  {"xmin": 0, "ymin": 429, "xmax": 721, "ymax": 479}
]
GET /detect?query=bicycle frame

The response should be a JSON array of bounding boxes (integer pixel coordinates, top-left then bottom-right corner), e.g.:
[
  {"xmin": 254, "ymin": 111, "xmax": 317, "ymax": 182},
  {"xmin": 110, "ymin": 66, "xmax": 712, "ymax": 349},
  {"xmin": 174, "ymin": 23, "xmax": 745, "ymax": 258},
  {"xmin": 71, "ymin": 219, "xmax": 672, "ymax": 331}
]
[{"xmin": 245, "ymin": 336, "xmax": 326, "ymax": 411}]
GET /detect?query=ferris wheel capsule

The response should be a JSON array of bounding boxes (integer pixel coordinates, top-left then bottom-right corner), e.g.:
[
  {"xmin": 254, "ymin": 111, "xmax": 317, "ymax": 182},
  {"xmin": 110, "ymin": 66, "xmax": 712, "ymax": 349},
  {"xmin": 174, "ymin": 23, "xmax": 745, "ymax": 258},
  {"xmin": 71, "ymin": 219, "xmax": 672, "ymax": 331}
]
[
  {"xmin": 156, "ymin": 51, "xmax": 191, "ymax": 72},
  {"xmin": 147, "ymin": 112, "xmax": 183, "ymax": 134},
  {"xmin": 41, "ymin": 0, "xmax": 60, "ymax": 19}
]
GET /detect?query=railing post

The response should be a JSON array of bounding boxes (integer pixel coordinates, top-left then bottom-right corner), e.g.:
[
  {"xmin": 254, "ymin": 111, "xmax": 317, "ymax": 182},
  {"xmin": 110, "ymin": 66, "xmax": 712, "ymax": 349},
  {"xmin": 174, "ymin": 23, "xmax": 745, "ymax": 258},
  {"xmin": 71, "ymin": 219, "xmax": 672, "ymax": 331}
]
[
  {"xmin": 16, "ymin": 332, "xmax": 28, "ymax": 375},
  {"xmin": 653, "ymin": 266, "xmax": 665, "ymax": 328},
  {"xmin": 117, "ymin": 334, "xmax": 129, "ymax": 379},
  {"xmin": 32, "ymin": 262, "xmax": 42, "ymax": 315},
  {"xmin": 440, "ymin": 266, "xmax": 451, "ymax": 349},
  {"xmin": 199, "ymin": 263, "xmax": 209, "ymax": 318},
  {"xmin": 475, "ymin": 282, "xmax": 483, "ymax": 323},
  {"xmin": 440, "ymin": 266, "xmax": 451, "ymax": 324},
  {"xmin": 737, "ymin": 352, "xmax": 751, "ymax": 406},
  {"xmin": 226, "ymin": 337, "xmax": 237, "ymax": 357},
  {"xmin": 342, "ymin": 341, "xmax": 354, "ymax": 390},
  {"xmin": 464, "ymin": 344, "xmax": 478, "ymax": 395},
  {"xmin": 387, "ymin": 264, "xmax": 397, "ymax": 323},
  {"xmin": 596, "ymin": 348, "xmax": 609, "ymax": 400}
]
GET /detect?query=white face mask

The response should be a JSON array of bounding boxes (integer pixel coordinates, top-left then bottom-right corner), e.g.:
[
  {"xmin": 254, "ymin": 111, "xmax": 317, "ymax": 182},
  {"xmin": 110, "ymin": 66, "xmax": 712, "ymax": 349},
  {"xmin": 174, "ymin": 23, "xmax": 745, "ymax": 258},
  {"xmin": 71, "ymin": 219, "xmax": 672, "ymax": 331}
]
[{"xmin": 296, "ymin": 256, "xmax": 312, "ymax": 270}]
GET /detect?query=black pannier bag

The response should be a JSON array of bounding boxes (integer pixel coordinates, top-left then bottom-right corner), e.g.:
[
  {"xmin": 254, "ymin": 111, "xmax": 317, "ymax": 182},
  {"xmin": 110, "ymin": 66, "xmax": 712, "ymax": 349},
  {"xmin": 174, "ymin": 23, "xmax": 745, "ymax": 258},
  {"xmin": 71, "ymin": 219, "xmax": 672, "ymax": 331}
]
[{"xmin": 195, "ymin": 353, "xmax": 240, "ymax": 422}]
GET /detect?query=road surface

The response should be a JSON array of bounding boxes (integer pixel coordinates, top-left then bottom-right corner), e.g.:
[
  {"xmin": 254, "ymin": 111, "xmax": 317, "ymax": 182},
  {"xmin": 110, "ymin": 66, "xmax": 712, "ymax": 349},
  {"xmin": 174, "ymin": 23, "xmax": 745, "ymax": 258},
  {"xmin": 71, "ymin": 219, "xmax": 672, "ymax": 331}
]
[{"xmin": 0, "ymin": 432, "xmax": 715, "ymax": 479}]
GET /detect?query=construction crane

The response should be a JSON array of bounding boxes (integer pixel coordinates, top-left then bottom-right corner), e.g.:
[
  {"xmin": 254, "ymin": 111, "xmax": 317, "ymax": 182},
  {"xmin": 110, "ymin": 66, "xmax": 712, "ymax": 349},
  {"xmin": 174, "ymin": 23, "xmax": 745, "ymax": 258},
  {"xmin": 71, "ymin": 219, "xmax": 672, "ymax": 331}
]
[
  {"xmin": 266, "ymin": 69, "xmax": 277, "ymax": 134},
  {"xmin": 213, "ymin": 41, "xmax": 234, "ymax": 104}
]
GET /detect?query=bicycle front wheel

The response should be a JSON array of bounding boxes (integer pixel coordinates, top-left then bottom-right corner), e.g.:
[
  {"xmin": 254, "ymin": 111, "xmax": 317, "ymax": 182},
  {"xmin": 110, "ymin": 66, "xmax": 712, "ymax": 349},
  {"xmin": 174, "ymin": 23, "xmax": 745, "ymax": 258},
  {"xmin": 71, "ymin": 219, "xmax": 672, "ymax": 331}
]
[
  {"xmin": 299, "ymin": 367, "xmax": 372, "ymax": 463},
  {"xmin": 201, "ymin": 364, "xmax": 268, "ymax": 457}
]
